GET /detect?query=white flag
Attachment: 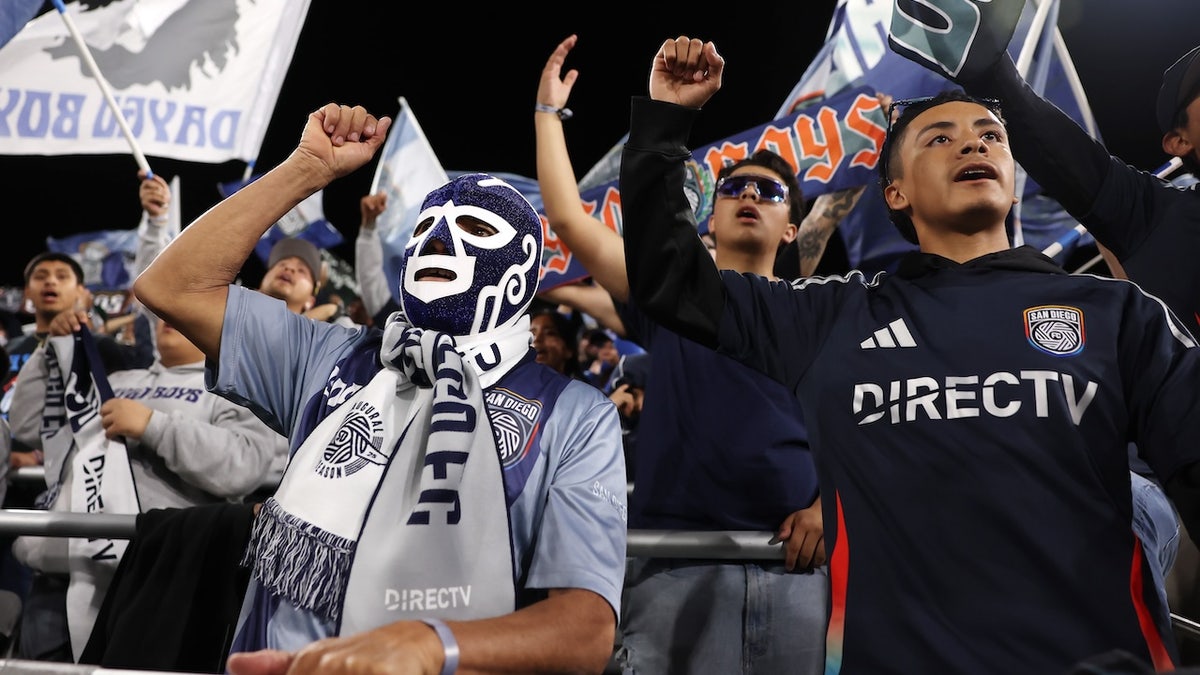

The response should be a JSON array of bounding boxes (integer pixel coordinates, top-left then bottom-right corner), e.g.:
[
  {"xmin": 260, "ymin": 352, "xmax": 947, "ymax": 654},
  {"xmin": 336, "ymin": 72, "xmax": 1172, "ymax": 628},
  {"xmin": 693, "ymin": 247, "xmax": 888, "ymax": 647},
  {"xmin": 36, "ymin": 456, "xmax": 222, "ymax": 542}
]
[
  {"xmin": 369, "ymin": 96, "xmax": 449, "ymax": 303},
  {"xmin": 0, "ymin": 0, "xmax": 311, "ymax": 163}
]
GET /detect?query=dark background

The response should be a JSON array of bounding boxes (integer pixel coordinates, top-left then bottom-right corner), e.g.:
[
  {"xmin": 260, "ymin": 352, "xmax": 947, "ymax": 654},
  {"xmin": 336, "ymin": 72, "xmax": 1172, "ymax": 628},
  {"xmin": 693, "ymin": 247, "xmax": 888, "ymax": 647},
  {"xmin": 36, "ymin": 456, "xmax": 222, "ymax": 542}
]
[{"xmin": 1, "ymin": 1, "xmax": 1197, "ymax": 289}]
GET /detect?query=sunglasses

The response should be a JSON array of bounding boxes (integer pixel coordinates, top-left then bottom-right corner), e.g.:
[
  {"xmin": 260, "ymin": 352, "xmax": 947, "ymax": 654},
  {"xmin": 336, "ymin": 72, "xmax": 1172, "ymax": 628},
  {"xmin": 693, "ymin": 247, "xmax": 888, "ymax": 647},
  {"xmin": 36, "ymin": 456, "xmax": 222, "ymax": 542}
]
[
  {"xmin": 880, "ymin": 95, "xmax": 1002, "ymax": 185},
  {"xmin": 714, "ymin": 174, "xmax": 789, "ymax": 203}
]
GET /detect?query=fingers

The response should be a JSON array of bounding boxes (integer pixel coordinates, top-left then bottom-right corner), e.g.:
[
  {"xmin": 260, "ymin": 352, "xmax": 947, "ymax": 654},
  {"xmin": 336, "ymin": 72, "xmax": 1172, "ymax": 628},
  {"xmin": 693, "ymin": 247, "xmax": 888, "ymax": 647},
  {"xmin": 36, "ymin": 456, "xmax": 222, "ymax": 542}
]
[
  {"xmin": 315, "ymin": 104, "xmax": 389, "ymax": 146},
  {"xmin": 661, "ymin": 36, "xmax": 714, "ymax": 78},
  {"xmin": 226, "ymin": 650, "xmax": 293, "ymax": 675}
]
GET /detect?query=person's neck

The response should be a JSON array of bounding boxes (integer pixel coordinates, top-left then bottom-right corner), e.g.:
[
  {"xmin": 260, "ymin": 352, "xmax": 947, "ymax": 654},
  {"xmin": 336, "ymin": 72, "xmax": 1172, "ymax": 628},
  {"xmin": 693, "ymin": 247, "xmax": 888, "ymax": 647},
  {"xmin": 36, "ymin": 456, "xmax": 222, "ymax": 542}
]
[
  {"xmin": 915, "ymin": 222, "xmax": 1011, "ymax": 264},
  {"xmin": 714, "ymin": 248, "xmax": 778, "ymax": 280}
]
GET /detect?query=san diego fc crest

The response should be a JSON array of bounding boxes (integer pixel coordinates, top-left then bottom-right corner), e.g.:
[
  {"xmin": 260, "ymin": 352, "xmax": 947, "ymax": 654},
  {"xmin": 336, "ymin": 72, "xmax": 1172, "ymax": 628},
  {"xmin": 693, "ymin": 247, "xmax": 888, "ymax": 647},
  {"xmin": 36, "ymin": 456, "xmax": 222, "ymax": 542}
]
[{"xmin": 1024, "ymin": 305, "xmax": 1085, "ymax": 357}]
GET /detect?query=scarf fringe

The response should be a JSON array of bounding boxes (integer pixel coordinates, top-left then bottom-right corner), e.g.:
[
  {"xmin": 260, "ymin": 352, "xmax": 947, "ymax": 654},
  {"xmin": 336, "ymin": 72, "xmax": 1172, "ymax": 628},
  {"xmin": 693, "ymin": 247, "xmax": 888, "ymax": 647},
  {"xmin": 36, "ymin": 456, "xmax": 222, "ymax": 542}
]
[{"xmin": 244, "ymin": 498, "xmax": 355, "ymax": 623}]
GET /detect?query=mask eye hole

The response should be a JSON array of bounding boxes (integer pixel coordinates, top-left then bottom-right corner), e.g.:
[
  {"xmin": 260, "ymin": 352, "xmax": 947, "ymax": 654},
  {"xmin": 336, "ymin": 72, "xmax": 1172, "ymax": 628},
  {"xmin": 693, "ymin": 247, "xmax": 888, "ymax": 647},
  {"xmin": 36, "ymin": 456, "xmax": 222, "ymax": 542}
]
[
  {"xmin": 413, "ymin": 217, "xmax": 435, "ymax": 237},
  {"xmin": 456, "ymin": 215, "xmax": 498, "ymax": 237}
]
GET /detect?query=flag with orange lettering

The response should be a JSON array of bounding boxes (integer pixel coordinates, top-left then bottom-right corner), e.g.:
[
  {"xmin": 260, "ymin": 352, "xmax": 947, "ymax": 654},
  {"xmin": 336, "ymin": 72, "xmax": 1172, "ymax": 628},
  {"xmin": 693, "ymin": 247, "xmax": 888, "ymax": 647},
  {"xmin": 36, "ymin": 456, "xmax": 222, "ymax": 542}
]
[{"xmin": 538, "ymin": 84, "xmax": 888, "ymax": 289}]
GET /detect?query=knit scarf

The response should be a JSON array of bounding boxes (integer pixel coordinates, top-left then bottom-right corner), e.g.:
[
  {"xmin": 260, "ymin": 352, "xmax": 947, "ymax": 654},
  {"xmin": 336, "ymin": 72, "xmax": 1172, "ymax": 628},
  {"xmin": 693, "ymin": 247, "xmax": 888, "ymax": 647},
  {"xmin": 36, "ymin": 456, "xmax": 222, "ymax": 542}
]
[
  {"xmin": 39, "ymin": 328, "xmax": 141, "ymax": 662},
  {"xmin": 245, "ymin": 314, "xmax": 531, "ymax": 632}
]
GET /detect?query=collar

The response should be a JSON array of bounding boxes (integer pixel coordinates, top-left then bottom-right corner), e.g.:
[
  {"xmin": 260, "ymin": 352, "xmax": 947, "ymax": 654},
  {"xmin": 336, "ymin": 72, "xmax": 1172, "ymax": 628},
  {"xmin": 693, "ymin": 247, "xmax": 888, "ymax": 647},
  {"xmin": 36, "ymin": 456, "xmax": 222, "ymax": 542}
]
[{"xmin": 895, "ymin": 245, "xmax": 1067, "ymax": 279}]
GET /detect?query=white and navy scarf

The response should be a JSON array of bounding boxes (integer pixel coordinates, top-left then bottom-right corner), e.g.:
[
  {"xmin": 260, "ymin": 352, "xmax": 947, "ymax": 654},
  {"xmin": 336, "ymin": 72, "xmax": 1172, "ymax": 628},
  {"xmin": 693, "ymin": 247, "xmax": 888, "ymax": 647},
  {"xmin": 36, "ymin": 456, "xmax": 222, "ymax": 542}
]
[
  {"xmin": 38, "ymin": 328, "xmax": 140, "ymax": 662},
  {"xmin": 244, "ymin": 313, "xmax": 531, "ymax": 633}
]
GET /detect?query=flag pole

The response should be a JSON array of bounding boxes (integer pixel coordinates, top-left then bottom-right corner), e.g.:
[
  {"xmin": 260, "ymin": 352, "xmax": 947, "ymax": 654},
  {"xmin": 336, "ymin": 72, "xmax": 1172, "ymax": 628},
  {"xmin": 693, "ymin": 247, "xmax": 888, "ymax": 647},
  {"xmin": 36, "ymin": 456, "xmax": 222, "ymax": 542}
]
[{"xmin": 50, "ymin": 0, "xmax": 153, "ymax": 179}]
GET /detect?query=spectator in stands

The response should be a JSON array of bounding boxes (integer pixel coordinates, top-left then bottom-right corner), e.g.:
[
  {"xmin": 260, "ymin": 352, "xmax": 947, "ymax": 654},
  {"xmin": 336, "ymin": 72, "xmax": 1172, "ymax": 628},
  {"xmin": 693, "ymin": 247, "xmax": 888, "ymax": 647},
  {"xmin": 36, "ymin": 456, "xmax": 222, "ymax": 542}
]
[
  {"xmin": 8, "ymin": 309, "xmax": 287, "ymax": 662},
  {"xmin": 606, "ymin": 352, "xmax": 649, "ymax": 483},
  {"xmin": 354, "ymin": 191, "xmax": 401, "ymax": 327},
  {"xmin": 134, "ymin": 104, "xmax": 627, "ymax": 675},
  {"xmin": 891, "ymin": 19, "xmax": 1198, "ymax": 645},
  {"xmin": 529, "ymin": 302, "xmax": 585, "ymax": 381},
  {"xmin": 619, "ymin": 34, "xmax": 1200, "ymax": 673},
  {"xmin": 536, "ymin": 34, "xmax": 833, "ymax": 674}
]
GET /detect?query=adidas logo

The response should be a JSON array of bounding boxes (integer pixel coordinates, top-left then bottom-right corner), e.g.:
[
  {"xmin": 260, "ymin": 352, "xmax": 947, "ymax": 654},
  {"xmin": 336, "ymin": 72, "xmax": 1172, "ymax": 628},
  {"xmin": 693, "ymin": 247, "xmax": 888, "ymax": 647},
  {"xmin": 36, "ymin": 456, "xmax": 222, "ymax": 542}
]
[{"xmin": 860, "ymin": 318, "xmax": 916, "ymax": 349}]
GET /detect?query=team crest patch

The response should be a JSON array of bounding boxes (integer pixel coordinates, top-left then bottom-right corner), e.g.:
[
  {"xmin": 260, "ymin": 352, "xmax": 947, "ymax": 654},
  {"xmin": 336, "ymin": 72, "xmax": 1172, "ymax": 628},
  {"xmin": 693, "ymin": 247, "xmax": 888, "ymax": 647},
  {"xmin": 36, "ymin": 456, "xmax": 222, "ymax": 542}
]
[
  {"xmin": 1024, "ymin": 305, "xmax": 1085, "ymax": 356},
  {"xmin": 484, "ymin": 388, "xmax": 542, "ymax": 467},
  {"xmin": 314, "ymin": 400, "xmax": 388, "ymax": 479}
]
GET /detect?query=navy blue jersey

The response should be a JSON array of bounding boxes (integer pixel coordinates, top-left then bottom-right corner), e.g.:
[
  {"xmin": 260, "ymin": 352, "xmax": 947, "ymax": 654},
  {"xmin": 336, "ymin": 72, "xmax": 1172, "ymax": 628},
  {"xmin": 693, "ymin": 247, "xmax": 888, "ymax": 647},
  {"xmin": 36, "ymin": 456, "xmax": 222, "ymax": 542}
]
[
  {"xmin": 619, "ymin": 299, "xmax": 818, "ymax": 531},
  {"xmin": 619, "ymin": 96, "xmax": 1200, "ymax": 674}
]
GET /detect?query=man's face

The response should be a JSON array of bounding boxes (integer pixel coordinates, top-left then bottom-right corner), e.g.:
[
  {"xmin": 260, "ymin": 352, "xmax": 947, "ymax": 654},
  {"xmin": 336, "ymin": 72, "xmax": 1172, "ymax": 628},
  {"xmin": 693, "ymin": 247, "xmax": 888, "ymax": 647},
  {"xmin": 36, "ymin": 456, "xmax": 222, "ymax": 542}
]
[
  {"xmin": 707, "ymin": 167, "xmax": 797, "ymax": 259},
  {"xmin": 885, "ymin": 101, "xmax": 1016, "ymax": 235},
  {"xmin": 400, "ymin": 174, "xmax": 542, "ymax": 336},
  {"xmin": 259, "ymin": 255, "xmax": 316, "ymax": 311},
  {"xmin": 530, "ymin": 313, "xmax": 573, "ymax": 374},
  {"xmin": 25, "ymin": 261, "xmax": 81, "ymax": 318}
]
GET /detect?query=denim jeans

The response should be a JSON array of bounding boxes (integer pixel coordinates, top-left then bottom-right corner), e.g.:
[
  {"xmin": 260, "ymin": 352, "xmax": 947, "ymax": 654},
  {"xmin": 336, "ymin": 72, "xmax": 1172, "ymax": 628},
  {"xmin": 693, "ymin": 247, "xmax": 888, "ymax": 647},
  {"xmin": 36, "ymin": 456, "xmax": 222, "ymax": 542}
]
[
  {"xmin": 1130, "ymin": 471, "xmax": 1179, "ymax": 612},
  {"xmin": 616, "ymin": 557, "xmax": 827, "ymax": 675}
]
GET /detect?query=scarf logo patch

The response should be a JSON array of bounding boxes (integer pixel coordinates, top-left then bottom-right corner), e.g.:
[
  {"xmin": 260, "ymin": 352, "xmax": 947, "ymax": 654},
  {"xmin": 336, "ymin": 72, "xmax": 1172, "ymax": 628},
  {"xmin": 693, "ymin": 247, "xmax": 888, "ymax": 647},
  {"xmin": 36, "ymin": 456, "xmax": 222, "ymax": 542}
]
[
  {"xmin": 316, "ymin": 400, "xmax": 388, "ymax": 478},
  {"xmin": 484, "ymin": 388, "xmax": 541, "ymax": 467},
  {"xmin": 1024, "ymin": 305, "xmax": 1085, "ymax": 356}
]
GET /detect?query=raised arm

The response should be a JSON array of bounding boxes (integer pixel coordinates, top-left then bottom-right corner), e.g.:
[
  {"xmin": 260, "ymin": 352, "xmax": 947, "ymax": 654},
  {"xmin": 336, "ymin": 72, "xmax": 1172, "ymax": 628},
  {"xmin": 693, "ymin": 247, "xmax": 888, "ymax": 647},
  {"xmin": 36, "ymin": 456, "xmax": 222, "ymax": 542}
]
[
  {"xmin": 790, "ymin": 186, "xmax": 865, "ymax": 278},
  {"xmin": 536, "ymin": 34, "xmax": 630, "ymax": 301},
  {"xmin": 354, "ymin": 191, "xmax": 396, "ymax": 320},
  {"xmin": 133, "ymin": 105, "xmax": 391, "ymax": 360},
  {"xmin": 621, "ymin": 37, "xmax": 728, "ymax": 348},
  {"xmin": 960, "ymin": 54, "xmax": 1109, "ymax": 218}
]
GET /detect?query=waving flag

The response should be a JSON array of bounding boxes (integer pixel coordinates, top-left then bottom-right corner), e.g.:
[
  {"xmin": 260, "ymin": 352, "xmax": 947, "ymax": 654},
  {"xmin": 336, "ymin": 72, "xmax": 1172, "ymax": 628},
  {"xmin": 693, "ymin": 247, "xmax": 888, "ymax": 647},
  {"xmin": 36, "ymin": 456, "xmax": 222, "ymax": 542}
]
[
  {"xmin": 0, "ymin": 0, "xmax": 42, "ymax": 51},
  {"xmin": 776, "ymin": 0, "xmax": 1100, "ymax": 275},
  {"xmin": 0, "ymin": 0, "xmax": 311, "ymax": 163},
  {"xmin": 368, "ymin": 97, "xmax": 450, "ymax": 303},
  {"xmin": 536, "ymin": 85, "xmax": 890, "ymax": 290}
]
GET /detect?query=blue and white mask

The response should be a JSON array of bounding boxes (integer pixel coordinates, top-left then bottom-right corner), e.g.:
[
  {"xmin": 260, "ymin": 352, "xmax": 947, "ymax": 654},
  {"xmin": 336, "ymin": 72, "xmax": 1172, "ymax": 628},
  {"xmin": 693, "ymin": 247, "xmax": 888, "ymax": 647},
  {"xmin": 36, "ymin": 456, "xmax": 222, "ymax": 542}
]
[{"xmin": 400, "ymin": 173, "xmax": 543, "ymax": 337}]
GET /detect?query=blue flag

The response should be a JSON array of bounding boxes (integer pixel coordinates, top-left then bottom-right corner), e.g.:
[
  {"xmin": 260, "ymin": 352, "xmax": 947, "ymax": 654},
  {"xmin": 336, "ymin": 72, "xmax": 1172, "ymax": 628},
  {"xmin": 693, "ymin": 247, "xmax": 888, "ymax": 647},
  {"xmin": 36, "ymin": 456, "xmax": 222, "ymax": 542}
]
[
  {"xmin": 774, "ymin": 0, "xmax": 1100, "ymax": 275},
  {"xmin": 0, "ymin": 0, "xmax": 41, "ymax": 51}
]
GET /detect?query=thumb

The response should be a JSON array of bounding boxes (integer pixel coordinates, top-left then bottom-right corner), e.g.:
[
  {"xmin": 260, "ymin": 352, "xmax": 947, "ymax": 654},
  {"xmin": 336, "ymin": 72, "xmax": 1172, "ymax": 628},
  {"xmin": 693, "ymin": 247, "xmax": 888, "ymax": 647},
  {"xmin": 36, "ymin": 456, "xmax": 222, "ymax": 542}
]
[{"xmin": 226, "ymin": 650, "xmax": 293, "ymax": 675}]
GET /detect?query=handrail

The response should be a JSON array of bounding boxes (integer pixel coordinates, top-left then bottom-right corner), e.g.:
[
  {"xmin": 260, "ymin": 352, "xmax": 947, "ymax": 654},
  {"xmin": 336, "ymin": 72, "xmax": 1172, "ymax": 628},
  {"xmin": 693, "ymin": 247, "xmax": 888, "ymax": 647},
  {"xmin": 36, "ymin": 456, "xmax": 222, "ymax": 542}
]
[
  {"xmin": 0, "ymin": 509, "xmax": 1195, "ymax": 643},
  {"xmin": 0, "ymin": 660, "xmax": 180, "ymax": 675},
  {"xmin": 9, "ymin": 467, "xmax": 283, "ymax": 492}
]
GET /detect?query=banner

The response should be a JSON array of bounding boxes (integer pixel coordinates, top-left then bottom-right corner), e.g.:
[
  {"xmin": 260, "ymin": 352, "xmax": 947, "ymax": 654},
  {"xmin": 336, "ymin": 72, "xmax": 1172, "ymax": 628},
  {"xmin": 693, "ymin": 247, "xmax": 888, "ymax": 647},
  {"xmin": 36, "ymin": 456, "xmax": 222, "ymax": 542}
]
[
  {"xmin": 536, "ymin": 85, "xmax": 889, "ymax": 290},
  {"xmin": 0, "ymin": 0, "xmax": 311, "ymax": 163},
  {"xmin": 772, "ymin": 0, "xmax": 1100, "ymax": 274}
]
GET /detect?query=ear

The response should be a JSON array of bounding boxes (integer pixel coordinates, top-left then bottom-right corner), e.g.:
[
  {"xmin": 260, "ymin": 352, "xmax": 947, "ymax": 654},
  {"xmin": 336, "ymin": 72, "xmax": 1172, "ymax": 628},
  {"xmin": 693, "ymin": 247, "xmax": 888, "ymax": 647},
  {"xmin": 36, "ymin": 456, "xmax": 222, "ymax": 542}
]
[
  {"xmin": 884, "ymin": 182, "xmax": 909, "ymax": 213},
  {"xmin": 780, "ymin": 221, "xmax": 799, "ymax": 245},
  {"xmin": 1163, "ymin": 130, "xmax": 1193, "ymax": 159}
]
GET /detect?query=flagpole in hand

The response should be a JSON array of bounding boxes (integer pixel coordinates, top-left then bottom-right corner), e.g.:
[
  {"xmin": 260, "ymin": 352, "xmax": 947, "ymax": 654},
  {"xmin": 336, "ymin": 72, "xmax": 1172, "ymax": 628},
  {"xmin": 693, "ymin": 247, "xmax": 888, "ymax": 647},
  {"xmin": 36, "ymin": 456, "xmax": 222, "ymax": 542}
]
[{"xmin": 50, "ymin": 0, "xmax": 154, "ymax": 179}]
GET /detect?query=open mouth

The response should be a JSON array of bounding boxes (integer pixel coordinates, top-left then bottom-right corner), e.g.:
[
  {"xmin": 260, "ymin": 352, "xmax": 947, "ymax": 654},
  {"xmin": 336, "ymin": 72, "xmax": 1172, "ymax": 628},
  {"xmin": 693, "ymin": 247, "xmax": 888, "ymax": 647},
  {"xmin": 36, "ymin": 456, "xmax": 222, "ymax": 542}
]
[
  {"xmin": 955, "ymin": 164, "xmax": 997, "ymax": 181},
  {"xmin": 416, "ymin": 268, "xmax": 457, "ymax": 282},
  {"xmin": 736, "ymin": 206, "xmax": 759, "ymax": 218}
]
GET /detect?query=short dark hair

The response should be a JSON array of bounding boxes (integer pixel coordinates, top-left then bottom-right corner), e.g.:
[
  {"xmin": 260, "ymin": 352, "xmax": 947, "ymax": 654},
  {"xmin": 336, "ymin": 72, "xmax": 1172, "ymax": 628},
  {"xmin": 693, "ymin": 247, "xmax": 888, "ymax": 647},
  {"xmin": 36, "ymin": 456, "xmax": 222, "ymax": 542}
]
[
  {"xmin": 878, "ymin": 90, "xmax": 1006, "ymax": 245},
  {"xmin": 24, "ymin": 252, "xmax": 85, "ymax": 286},
  {"xmin": 712, "ymin": 149, "xmax": 808, "ymax": 230},
  {"xmin": 528, "ymin": 303, "xmax": 583, "ymax": 377}
]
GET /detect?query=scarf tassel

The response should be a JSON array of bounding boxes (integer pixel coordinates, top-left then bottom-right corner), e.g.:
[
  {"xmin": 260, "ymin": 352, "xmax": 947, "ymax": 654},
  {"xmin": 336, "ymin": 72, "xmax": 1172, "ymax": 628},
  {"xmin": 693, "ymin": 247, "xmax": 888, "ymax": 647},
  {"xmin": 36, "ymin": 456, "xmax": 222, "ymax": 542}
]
[{"xmin": 243, "ymin": 498, "xmax": 355, "ymax": 623}]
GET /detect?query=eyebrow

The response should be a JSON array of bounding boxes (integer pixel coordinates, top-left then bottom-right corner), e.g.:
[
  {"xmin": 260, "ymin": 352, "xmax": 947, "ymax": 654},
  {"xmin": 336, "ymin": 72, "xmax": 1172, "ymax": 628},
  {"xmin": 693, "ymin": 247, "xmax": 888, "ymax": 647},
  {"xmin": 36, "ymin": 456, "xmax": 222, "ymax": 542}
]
[{"xmin": 915, "ymin": 117, "xmax": 1003, "ymax": 139}]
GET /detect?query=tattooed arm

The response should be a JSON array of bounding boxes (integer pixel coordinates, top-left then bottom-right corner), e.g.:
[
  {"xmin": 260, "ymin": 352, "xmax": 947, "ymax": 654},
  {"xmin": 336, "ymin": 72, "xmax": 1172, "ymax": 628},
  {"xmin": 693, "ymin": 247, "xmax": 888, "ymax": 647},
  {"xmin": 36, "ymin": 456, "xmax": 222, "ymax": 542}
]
[{"xmin": 791, "ymin": 186, "xmax": 865, "ymax": 278}]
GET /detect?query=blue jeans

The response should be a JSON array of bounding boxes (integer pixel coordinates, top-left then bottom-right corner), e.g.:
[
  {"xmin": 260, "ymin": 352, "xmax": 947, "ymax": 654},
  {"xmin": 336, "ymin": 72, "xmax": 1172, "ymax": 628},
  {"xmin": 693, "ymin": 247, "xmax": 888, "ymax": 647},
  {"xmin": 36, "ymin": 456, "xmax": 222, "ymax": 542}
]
[
  {"xmin": 616, "ymin": 557, "xmax": 827, "ymax": 675},
  {"xmin": 1130, "ymin": 471, "xmax": 1179, "ymax": 612}
]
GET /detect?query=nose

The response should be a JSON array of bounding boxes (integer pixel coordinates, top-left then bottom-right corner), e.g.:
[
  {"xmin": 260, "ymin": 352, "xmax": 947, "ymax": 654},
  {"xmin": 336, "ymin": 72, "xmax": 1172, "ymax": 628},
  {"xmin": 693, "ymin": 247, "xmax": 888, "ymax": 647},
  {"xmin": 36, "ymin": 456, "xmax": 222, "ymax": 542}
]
[
  {"xmin": 418, "ymin": 217, "xmax": 456, "ymax": 255},
  {"xmin": 961, "ymin": 137, "xmax": 988, "ymax": 155},
  {"xmin": 738, "ymin": 182, "xmax": 761, "ymax": 201}
]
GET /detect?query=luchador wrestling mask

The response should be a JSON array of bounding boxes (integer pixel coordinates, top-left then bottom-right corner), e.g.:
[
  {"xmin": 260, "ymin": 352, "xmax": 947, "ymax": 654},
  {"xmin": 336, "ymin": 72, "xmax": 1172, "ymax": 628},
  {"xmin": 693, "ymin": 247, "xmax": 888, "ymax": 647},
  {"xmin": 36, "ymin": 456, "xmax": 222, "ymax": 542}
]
[{"xmin": 399, "ymin": 173, "xmax": 543, "ymax": 337}]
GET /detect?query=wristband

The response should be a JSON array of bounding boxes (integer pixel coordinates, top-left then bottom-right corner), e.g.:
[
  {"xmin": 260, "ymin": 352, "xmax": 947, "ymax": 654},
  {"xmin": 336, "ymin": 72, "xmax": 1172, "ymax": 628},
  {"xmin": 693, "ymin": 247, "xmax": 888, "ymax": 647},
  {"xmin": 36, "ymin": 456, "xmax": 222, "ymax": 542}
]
[
  {"xmin": 419, "ymin": 618, "xmax": 459, "ymax": 675},
  {"xmin": 534, "ymin": 103, "xmax": 573, "ymax": 120}
]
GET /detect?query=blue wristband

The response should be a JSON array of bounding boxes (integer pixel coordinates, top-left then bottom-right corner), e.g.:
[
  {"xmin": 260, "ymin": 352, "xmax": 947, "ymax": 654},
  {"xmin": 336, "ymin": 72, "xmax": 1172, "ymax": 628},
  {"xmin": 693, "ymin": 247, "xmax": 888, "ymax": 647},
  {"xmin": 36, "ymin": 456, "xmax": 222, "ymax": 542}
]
[
  {"xmin": 534, "ymin": 102, "xmax": 573, "ymax": 120},
  {"xmin": 420, "ymin": 618, "xmax": 459, "ymax": 675}
]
